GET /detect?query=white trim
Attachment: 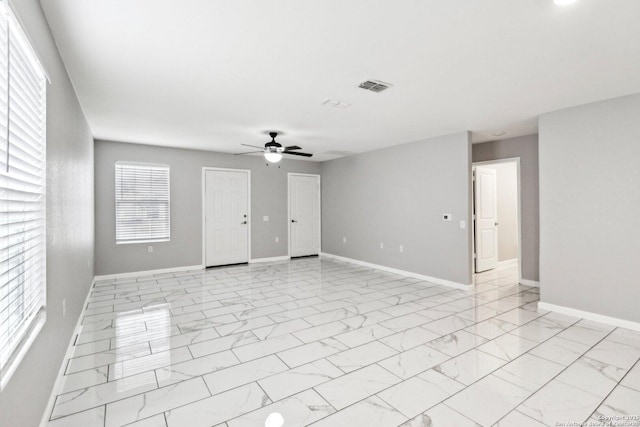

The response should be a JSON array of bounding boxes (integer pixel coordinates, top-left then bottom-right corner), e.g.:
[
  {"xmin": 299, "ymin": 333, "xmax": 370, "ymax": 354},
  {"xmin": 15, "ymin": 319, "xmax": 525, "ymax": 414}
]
[
  {"xmin": 472, "ymin": 158, "xmax": 523, "ymax": 285},
  {"xmin": 519, "ymin": 279, "xmax": 540, "ymax": 287},
  {"xmin": 94, "ymin": 265, "xmax": 204, "ymax": 282},
  {"xmin": 249, "ymin": 256, "xmax": 291, "ymax": 264},
  {"xmin": 38, "ymin": 277, "xmax": 95, "ymax": 427},
  {"xmin": 288, "ymin": 173, "xmax": 321, "ymax": 258},
  {"xmin": 0, "ymin": 311, "xmax": 46, "ymax": 391},
  {"xmin": 3, "ymin": 1, "xmax": 50, "ymax": 82},
  {"xmin": 201, "ymin": 167, "xmax": 252, "ymax": 267},
  {"xmin": 538, "ymin": 302, "xmax": 640, "ymax": 332},
  {"xmin": 320, "ymin": 252, "xmax": 473, "ymax": 290}
]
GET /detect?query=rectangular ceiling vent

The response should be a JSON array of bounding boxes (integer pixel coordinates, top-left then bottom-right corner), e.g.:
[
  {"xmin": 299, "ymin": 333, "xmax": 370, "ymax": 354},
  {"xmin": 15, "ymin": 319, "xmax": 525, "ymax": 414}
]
[{"xmin": 358, "ymin": 80, "xmax": 392, "ymax": 93}]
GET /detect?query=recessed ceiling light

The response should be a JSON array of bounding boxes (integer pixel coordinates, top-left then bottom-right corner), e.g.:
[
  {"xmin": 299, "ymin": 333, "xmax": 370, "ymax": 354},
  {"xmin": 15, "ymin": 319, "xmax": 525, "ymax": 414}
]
[
  {"xmin": 492, "ymin": 131, "xmax": 506, "ymax": 136},
  {"xmin": 554, "ymin": 0, "xmax": 577, "ymax": 6}
]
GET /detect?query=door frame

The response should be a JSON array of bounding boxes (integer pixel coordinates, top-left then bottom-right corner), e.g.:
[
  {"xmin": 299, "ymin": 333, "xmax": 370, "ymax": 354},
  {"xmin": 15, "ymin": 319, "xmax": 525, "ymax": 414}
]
[
  {"xmin": 201, "ymin": 167, "xmax": 252, "ymax": 267},
  {"xmin": 471, "ymin": 158, "xmax": 522, "ymax": 285},
  {"xmin": 287, "ymin": 173, "xmax": 321, "ymax": 258}
]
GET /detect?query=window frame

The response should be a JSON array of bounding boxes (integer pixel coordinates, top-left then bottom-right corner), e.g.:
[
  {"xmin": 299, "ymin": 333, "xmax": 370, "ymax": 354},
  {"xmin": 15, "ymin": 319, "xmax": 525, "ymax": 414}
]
[
  {"xmin": 0, "ymin": 1, "xmax": 48, "ymax": 391},
  {"xmin": 114, "ymin": 161, "xmax": 171, "ymax": 245}
]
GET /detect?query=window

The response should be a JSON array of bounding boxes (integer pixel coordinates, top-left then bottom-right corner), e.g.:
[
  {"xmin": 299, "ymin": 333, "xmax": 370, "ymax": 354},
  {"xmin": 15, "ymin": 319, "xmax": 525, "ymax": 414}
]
[
  {"xmin": 0, "ymin": 4, "xmax": 48, "ymax": 388},
  {"xmin": 115, "ymin": 162, "xmax": 170, "ymax": 244}
]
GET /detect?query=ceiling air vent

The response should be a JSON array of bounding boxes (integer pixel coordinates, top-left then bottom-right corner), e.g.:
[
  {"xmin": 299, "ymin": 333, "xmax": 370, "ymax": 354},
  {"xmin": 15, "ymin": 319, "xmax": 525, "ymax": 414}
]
[{"xmin": 358, "ymin": 80, "xmax": 392, "ymax": 93}]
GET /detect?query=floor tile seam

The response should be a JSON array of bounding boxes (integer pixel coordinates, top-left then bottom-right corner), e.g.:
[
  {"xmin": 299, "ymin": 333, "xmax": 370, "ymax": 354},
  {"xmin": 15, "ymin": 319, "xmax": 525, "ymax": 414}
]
[
  {"xmin": 49, "ymin": 374, "xmax": 162, "ymax": 422},
  {"xmin": 305, "ymin": 380, "xmax": 410, "ymax": 426},
  {"xmin": 77, "ymin": 327, "xmax": 171, "ymax": 348},
  {"xmin": 47, "ymin": 404, "xmax": 108, "ymax": 425},
  {"xmin": 502, "ymin": 311, "xmax": 581, "ymax": 342},
  {"xmin": 439, "ymin": 372, "xmax": 536, "ymax": 426},
  {"xmin": 169, "ymin": 298, "xmax": 259, "ymax": 316},
  {"xmin": 499, "ymin": 407, "xmax": 547, "ymax": 427},
  {"xmin": 486, "ymin": 324, "xmax": 622, "ymax": 426},
  {"xmin": 374, "ymin": 384, "xmax": 455, "ymax": 421},
  {"xmin": 584, "ymin": 356, "xmax": 640, "ymax": 422},
  {"xmin": 63, "ymin": 344, "xmax": 192, "ymax": 381},
  {"xmin": 615, "ymin": 356, "xmax": 640, "ymax": 393},
  {"xmin": 219, "ymin": 381, "xmax": 341, "ymax": 426},
  {"xmin": 72, "ymin": 338, "xmax": 153, "ymax": 360}
]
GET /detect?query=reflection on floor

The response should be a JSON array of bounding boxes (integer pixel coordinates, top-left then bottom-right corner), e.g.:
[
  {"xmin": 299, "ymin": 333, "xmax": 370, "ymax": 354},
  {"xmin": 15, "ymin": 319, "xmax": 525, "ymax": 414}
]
[{"xmin": 46, "ymin": 258, "xmax": 640, "ymax": 427}]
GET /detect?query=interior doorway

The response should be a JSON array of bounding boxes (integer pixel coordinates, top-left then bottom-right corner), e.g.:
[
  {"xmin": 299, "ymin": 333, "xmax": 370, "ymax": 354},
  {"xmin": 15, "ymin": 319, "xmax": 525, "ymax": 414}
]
[
  {"xmin": 472, "ymin": 159, "xmax": 521, "ymax": 282},
  {"xmin": 202, "ymin": 168, "xmax": 251, "ymax": 267}
]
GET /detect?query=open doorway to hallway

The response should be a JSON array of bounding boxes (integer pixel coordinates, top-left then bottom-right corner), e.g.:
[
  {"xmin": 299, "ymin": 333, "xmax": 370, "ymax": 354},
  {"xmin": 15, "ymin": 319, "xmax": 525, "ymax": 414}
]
[{"xmin": 472, "ymin": 159, "xmax": 521, "ymax": 284}]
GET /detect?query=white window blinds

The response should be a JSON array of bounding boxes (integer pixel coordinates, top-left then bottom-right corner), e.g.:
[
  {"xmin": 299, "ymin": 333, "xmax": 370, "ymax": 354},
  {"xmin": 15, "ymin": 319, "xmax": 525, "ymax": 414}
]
[
  {"xmin": 115, "ymin": 163, "xmax": 170, "ymax": 244},
  {"xmin": 0, "ymin": 3, "xmax": 47, "ymax": 388}
]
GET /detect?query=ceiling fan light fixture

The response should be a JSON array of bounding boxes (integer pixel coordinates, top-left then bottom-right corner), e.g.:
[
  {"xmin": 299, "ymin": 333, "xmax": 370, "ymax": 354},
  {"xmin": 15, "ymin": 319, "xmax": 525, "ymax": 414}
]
[{"xmin": 264, "ymin": 152, "xmax": 282, "ymax": 163}]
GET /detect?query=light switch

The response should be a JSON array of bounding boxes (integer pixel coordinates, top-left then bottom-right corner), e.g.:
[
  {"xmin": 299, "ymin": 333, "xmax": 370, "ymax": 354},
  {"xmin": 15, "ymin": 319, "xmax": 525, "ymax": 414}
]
[
  {"xmin": 443, "ymin": 213, "xmax": 452, "ymax": 221},
  {"xmin": 460, "ymin": 220, "xmax": 466, "ymax": 229},
  {"xmin": 263, "ymin": 216, "xmax": 269, "ymax": 221}
]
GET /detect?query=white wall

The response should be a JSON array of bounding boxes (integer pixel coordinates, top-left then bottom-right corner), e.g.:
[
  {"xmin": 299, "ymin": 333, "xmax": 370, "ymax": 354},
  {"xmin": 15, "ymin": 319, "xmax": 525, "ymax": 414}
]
[
  {"xmin": 483, "ymin": 162, "xmax": 518, "ymax": 262},
  {"xmin": 539, "ymin": 93, "xmax": 640, "ymax": 322}
]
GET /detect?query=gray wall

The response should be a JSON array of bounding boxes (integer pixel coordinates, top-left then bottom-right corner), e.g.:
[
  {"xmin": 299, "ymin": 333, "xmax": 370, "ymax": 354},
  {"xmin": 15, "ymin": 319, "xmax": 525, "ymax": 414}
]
[
  {"xmin": 95, "ymin": 140, "xmax": 321, "ymax": 275},
  {"xmin": 473, "ymin": 134, "xmax": 539, "ymax": 281},
  {"xmin": 0, "ymin": 1, "xmax": 95, "ymax": 427},
  {"xmin": 322, "ymin": 131, "xmax": 472, "ymax": 286},
  {"xmin": 539, "ymin": 93, "xmax": 640, "ymax": 322}
]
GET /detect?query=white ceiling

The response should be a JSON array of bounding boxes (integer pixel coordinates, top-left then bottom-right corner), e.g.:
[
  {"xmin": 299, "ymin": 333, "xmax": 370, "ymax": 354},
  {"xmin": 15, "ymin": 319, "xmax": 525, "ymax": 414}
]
[{"xmin": 40, "ymin": 0, "xmax": 640, "ymax": 161}]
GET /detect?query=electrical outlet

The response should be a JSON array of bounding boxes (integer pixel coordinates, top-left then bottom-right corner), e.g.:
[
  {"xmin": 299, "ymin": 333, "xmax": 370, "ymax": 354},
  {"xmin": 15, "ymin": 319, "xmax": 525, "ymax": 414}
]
[
  {"xmin": 147, "ymin": 245, "xmax": 153, "ymax": 253},
  {"xmin": 343, "ymin": 237, "xmax": 346, "ymax": 244},
  {"xmin": 275, "ymin": 236, "xmax": 279, "ymax": 243},
  {"xmin": 399, "ymin": 245, "xmax": 404, "ymax": 253},
  {"xmin": 380, "ymin": 242, "xmax": 384, "ymax": 249},
  {"xmin": 62, "ymin": 299, "xmax": 66, "ymax": 317}
]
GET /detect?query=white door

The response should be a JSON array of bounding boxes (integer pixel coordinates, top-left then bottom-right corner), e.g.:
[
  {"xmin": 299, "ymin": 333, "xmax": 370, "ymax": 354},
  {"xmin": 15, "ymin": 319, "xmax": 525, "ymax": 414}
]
[
  {"xmin": 204, "ymin": 169, "xmax": 249, "ymax": 267},
  {"xmin": 289, "ymin": 174, "xmax": 320, "ymax": 257},
  {"xmin": 474, "ymin": 166, "xmax": 498, "ymax": 272}
]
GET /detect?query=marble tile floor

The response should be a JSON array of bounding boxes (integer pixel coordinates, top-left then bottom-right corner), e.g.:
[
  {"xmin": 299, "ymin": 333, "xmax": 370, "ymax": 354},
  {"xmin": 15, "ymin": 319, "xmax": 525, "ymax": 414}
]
[{"xmin": 45, "ymin": 258, "xmax": 640, "ymax": 427}]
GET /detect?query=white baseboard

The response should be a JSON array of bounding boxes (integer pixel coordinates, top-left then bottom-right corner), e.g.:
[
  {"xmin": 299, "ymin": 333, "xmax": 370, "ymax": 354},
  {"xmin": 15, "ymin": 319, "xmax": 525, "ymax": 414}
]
[
  {"xmin": 94, "ymin": 264, "xmax": 204, "ymax": 281},
  {"xmin": 497, "ymin": 259, "xmax": 518, "ymax": 266},
  {"xmin": 538, "ymin": 302, "xmax": 640, "ymax": 332},
  {"xmin": 39, "ymin": 277, "xmax": 96, "ymax": 427},
  {"xmin": 320, "ymin": 252, "xmax": 472, "ymax": 290},
  {"xmin": 520, "ymin": 279, "xmax": 540, "ymax": 287},
  {"xmin": 249, "ymin": 256, "xmax": 290, "ymax": 264}
]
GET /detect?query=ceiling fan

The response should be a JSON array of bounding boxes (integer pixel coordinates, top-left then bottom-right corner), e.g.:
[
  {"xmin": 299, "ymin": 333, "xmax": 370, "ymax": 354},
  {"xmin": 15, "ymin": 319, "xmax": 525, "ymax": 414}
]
[{"xmin": 235, "ymin": 132, "xmax": 312, "ymax": 163}]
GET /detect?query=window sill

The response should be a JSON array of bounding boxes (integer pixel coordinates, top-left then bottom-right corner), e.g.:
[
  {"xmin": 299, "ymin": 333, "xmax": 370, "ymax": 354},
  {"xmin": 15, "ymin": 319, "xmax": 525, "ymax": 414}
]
[
  {"xmin": 116, "ymin": 239, "xmax": 171, "ymax": 245},
  {"xmin": 0, "ymin": 309, "xmax": 46, "ymax": 391}
]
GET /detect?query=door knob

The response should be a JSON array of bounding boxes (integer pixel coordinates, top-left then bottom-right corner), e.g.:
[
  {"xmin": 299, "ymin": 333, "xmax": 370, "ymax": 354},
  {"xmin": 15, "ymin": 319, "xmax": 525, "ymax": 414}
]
[
  {"xmin": 241, "ymin": 221, "xmax": 247, "ymax": 224},
  {"xmin": 291, "ymin": 219, "xmax": 298, "ymax": 223},
  {"xmin": 495, "ymin": 222, "xmax": 499, "ymax": 226}
]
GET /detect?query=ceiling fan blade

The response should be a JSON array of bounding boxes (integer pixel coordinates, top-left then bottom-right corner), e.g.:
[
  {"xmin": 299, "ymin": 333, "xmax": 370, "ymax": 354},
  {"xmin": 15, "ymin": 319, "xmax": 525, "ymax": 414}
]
[
  {"xmin": 284, "ymin": 145, "xmax": 301, "ymax": 151},
  {"xmin": 234, "ymin": 150, "xmax": 263, "ymax": 155},
  {"xmin": 241, "ymin": 143, "xmax": 266, "ymax": 149},
  {"xmin": 284, "ymin": 151, "xmax": 313, "ymax": 157}
]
